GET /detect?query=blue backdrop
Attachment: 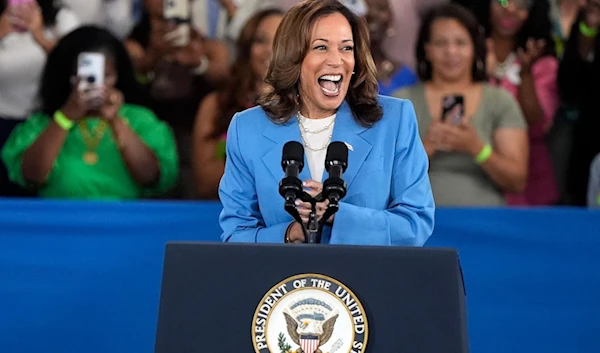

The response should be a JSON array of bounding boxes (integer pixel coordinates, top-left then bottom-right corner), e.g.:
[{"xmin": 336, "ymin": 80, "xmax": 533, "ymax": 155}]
[{"xmin": 0, "ymin": 199, "xmax": 599, "ymax": 353}]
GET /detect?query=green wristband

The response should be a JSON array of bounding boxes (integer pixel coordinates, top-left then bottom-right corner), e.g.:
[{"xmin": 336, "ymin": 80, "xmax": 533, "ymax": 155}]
[
  {"xmin": 475, "ymin": 144, "xmax": 493, "ymax": 164},
  {"xmin": 53, "ymin": 110, "xmax": 74, "ymax": 130},
  {"xmin": 579, "ymin": 21, "xmax": 598, "ymax": 38}
]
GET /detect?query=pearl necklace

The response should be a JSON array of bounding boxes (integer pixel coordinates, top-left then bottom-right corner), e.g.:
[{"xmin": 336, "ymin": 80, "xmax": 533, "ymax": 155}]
[{"xmin": 297, "ymin": 113, "xmax": 335, "ymax": 152}]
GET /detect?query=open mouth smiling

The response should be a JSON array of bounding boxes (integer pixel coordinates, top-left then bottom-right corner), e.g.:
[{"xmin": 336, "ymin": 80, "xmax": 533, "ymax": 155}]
[{"xmin": 318, "ymin": 74, "xmax": 343, "ymax": 96}]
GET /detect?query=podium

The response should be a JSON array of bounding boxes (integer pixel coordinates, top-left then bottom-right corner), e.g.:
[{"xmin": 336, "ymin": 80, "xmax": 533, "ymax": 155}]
[{"xmin": 154, "ymin": 242, "xmax": 469, "ymax": 353}]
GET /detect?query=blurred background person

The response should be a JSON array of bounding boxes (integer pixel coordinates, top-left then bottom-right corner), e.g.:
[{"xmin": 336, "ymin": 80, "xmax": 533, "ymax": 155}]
[
  {"xmin": 126, "ymin": 0, "xmax": 229, "ymax": 199},
  {"xmin": 471, "ymin": 0, "xmax": 560, "ymax": 206},
  {"xmin": 191, "ymin": 0, "xmax": 277, "ymax": 59},
  {"xmin": 0, "ymin": 0, "xmax": 79, "ymax": 196},
  {"xmin": 549, "ymin": 0, "xmax": 586, "ymax": 57},
  {"xmin": 559, "ymin": 0, "xmax": 600, "ymax": 205},
  {"xmin": 192, "ymin": 8, "xmax": 283, "ymax": 199},
  {"xmin": 365, "ymin": 0, "xmax": 417, "ymax": 95},
  {"xmin": 543, "ymin": 0, "xmax": 585, "ymax": 205},
  {"xmin": 62, "ymin": 0, "xmax": 134, "ymax": 40},
  {"xmin": 1, "ymin": 26, "xmax": 178, "ymax": 199},
  {"xmin": 394, "ymin": 3, "xmax": 529, "ymax": 206}
]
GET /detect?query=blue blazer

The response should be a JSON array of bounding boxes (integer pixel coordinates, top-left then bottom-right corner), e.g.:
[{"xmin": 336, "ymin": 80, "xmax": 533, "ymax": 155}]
[{"xmin": 218, "ymin": 95, "xmax": 435, "ymax": 246}]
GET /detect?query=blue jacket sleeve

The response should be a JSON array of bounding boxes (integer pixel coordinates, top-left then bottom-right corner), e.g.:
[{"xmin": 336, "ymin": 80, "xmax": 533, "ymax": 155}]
[
  {"xmin": 218, "ymin": 114, "xmax": 291, "ymax": 243},
  {"xmin": 329, "ymin": 100, "xmax": 435, "ymax": 246}
]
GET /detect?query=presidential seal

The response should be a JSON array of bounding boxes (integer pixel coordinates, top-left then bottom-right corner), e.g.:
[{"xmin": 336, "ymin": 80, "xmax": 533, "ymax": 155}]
[{"xmin": 251, "ymin": 274, "xmax": 368, "ymax": 353}]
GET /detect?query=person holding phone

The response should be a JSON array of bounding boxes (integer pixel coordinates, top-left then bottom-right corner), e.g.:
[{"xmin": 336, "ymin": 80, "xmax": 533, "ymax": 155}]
[
  {"xmin": 394, "ymin": 3, "xmax": 529, "ymax": 206},
  {"xmin": 0, "ymin": 0, "xmax": 79, "ymax": 196},
  {"xmin": 126, "ymin": 0, "xmax": 230, "ymax": 199},
  {"xmin": 0, "ymin": 26, "xmax": 179, "ymax": 199}
]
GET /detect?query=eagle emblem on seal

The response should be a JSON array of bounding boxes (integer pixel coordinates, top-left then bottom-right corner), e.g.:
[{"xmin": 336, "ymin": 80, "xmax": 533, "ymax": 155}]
[{"xmin": 282, "ymin": 298, "xmax": 339, "ymax": 353}]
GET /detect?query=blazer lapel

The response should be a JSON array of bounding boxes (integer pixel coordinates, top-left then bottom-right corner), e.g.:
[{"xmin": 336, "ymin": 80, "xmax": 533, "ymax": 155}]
[
  {"xmin": 261, "ymin": 101, "xmax": 373, "ymax": 188},
  {"xmin": 261, "ymin": 115, "xmax": 312, "ymax": 183},
  {"xmin": 330, "ymin": 101, "xmax": 372, "ymax": 189}
]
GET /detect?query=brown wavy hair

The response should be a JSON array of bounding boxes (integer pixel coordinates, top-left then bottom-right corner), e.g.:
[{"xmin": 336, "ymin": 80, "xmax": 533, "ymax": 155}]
[
  {"xmin": 258, "ymin": 0, "xmax": 382, "ymax": 127},
  {"xmin": 212, "ymin": 8, "xmax": 285, "ymax": 137}
]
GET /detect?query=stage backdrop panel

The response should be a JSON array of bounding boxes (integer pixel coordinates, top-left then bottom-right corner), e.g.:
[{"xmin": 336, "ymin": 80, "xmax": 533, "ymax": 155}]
[{"xmin": 0, "ymin": 199, "xmax": 599, "ymax": 353}]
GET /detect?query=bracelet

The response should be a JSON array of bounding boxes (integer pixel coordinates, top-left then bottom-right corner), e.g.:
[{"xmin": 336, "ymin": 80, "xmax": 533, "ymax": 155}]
[
  {"xmin": 475, "ymin": 144, "xmax": 492, "ymax": 164},
  {"xmin": 579, "ymin": 21, "xmax": 598, "ymax": 38},
  {"xmin": 53, "ymin": 110, "xmax": 74, "ymax": 131},
  {"xmin": 284, "ymin": 221, "xmax": 295, "ymax": 243}
]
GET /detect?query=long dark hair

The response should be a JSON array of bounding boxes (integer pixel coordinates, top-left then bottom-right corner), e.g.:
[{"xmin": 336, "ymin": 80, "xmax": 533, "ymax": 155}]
[
  {"xmin": 258, "ymin": 0, "xmax": 382, "ymax": 127},
  {"xmin": 213, "ymin": 8, "xmax": 285, "ymax": 138},
  {"xmin": 474, "ymin": 0, "xmax": 556, "ymax": 56},
  {"xmin": 37, "ymin": 0, "xmax": 60, "ymax": 27},
  {"xmin": 416, "ymin": 3, "xmax": 488, "ymax": 82},
  {"xmin": 38, "ymin": 26, "xmax": 144, "ymax": 116}
]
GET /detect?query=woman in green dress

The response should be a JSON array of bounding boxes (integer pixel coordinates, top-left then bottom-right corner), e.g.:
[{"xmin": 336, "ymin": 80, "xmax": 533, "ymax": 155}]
[{"xmin": 1, "ymin": 26, "xmax": 178, "ymax": 199}]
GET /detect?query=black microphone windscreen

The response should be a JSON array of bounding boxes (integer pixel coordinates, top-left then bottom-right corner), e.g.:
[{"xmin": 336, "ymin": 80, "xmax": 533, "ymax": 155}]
[
  {"xmin": 283, "ymin": 141, "xmax": 304, "ymax": 163},
  {"xmin": 326, "ymin": 141, "xmax": 348, "ymax": 164}
]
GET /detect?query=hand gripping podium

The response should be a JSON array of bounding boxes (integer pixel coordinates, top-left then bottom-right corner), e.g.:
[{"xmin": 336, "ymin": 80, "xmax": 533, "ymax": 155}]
[{"xmin": 154, "ymin": 242, "xmax": 469, "ymax": 353}]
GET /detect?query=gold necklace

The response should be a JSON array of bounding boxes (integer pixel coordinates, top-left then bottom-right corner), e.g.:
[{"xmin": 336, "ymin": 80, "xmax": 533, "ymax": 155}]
[{"xmin": 78, "ymin": 119, "xmax": 108, "ymax": 165}]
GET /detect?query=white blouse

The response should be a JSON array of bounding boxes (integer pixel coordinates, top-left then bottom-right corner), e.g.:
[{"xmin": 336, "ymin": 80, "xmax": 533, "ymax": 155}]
[
  {"xmin": 297, "ymin": 113, "xmax": 336, "ymax": 182},
  {"xmin": 0, "ymin": 8, "xmax": 79, "ymax": 119}
]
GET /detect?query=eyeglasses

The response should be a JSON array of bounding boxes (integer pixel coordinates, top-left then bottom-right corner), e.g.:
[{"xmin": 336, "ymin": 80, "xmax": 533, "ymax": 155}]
[{"xmin": 496, "ymin": 0, "xmax": 534, "ymax": 10}]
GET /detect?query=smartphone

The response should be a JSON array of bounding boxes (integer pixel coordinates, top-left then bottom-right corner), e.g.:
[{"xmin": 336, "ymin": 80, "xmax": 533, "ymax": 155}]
[
  {"xmin": 163, "ymin": 0, "xmax": 190, "ymax": 46},
  {"xmin": 77, "ymin": 52, "xmax": 105, "ymax": 108},
  {"xmin": 441, "ymin": 95, "xmax": 464, "ymax": 125}
]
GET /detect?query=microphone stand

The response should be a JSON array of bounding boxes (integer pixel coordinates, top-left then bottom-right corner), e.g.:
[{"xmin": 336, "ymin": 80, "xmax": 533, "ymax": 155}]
[
  {"xmin": 307, "ymin": 202, "xmax": 319, "ymax": 244},
  {"xmin": 283, "ymin": 194, "xmax": 309, "ymax": 241},
  {"xmin": 282, "ymin": 188, "xmax": 341, "ymax": 244}
]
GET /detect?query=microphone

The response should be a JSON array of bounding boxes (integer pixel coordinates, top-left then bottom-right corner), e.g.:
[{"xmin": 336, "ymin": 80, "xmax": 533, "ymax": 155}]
[
  {"xmin": 322, "ymin": 141, "xmax": 348, "ymax": 203},
  {"xmin": 279, "ymin": 141, "xmax": 304, "ymax": 202}
]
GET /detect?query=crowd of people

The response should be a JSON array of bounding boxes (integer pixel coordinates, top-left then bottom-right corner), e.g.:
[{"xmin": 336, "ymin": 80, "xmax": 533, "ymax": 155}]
[{"xmin": 0, "ymin": 0, "xmax": 598, "ymax": 208}]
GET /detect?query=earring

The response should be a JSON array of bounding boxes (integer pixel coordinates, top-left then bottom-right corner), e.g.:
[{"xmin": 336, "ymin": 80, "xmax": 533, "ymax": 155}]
[
  {"xmin": 352, "ymin": 71, "xmax": 355, "ymax": 75},
  {"xmin": 386, "ymin": 27, "xmax": 396, "ymax": 38}
]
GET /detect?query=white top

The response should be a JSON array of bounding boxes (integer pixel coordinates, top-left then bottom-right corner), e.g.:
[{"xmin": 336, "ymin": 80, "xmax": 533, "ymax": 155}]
[
  {"xmin": 0, "ymin": 9, "xmax": 79, "ymax": 119},
  {"xmin": 61, "ymin": 0, "xmax": 133, "ymax": 39},
  {"xmin": 298, "ymin": 113, "xmax": 336, "ymax": 182}
]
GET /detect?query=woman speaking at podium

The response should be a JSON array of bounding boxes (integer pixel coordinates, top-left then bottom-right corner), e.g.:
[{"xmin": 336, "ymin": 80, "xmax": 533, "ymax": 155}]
[{"xmin": 218, "ymin": 0, "xmax": 435, "ymax": 246}]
